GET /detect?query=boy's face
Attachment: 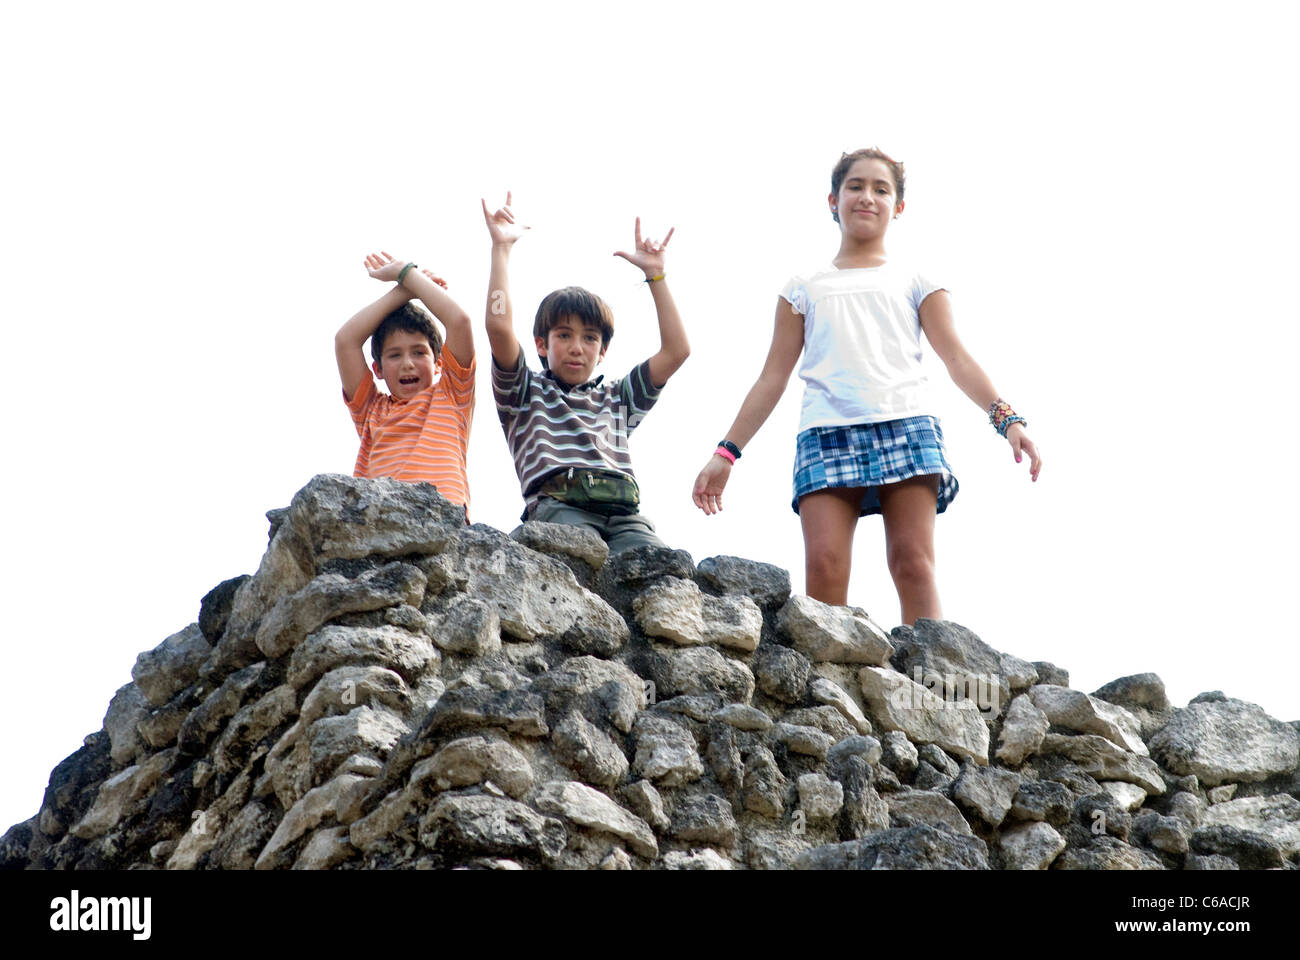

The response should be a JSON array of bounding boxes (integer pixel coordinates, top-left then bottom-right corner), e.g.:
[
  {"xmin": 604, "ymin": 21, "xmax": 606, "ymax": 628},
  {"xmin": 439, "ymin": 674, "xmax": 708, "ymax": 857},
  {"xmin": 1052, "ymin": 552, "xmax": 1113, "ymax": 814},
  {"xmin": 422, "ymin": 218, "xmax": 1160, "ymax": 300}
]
[
  {"xmin": 536, "ymin": 315, "xmax": 606, "ymax": 386},
  {"xmin": 373, "ymin": 329, "xmax": 438, "ymax": 400},
  {"xmin": 830, "ymin": 158, "xmax": 904, "ymax": 236}
]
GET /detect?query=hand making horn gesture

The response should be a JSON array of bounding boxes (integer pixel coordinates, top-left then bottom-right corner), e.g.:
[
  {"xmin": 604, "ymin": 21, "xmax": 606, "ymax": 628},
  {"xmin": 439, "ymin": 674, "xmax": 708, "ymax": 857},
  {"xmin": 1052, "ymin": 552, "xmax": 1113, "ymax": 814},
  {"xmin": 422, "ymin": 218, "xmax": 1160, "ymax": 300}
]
[
  {"xmin": 614, "ymin": 217, "xmax": 674, "ymax": 280},
  {"xmin": 481, "ymin": 191, "xmax": 530, "ymax": 246}
]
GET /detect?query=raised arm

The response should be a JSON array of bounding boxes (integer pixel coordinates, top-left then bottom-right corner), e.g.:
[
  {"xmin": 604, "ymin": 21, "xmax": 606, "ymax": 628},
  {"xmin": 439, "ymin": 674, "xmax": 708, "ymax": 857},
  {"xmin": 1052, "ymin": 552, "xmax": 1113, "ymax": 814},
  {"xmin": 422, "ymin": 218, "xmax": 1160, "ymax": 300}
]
[
  {"xmin": 335, "ymin": 253, "xmax": 415, "ymax": 402},
  {"xmin": 692, "ymin": 297, "xmax": 804, "ymax": 514},
  {"xmin": 401, "ymin": 267, "xmax": 473, "ymax": 368},
  {"xmin": 613, "ymin": 217, "xmax": 689, "ymax": 387},
  {"xmin": 919, "ymin": 290, "xmax": 1042, "ymax": 480},
  {"xmin": 482, "ymin": 192, "xmax": 529, "ymax": 371}
]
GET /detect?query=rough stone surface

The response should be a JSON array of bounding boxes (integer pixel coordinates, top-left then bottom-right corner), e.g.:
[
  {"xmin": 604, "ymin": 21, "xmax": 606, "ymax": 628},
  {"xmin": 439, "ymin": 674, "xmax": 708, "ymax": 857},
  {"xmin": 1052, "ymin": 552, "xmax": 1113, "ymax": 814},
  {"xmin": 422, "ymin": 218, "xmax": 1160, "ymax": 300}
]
[
  {"xmin": 1038, "ymin": 734, "xmax": 1165, "ymax": 795},
  {"xmin": 14, "ymin": 471, "xmax": 1297, "ymax": 872},
  {"xmin": 696, "ymin": 555, "xmax": 791, "ymax": 610},
  {"xmin": 753, "ymin": 643, "xmax": 812, "ymax": 704},
  {"xmin": 1091, "ymin": 673, "xmax": 1173, "ymax": 740},
  {"xmin": 777, "ymin": 596, "xmax": 894, "ymax": 665},
  {"xmin": 132, "ymin": 623, "xmax": 211, "ymax": 707},
  {"xmin": 1199, "ymin": 794, "xmax": 1300, "ymax": 858},
  {"xmin": 996, "ymin": 694, "xmax": 1050, "ymax": 766},
  {"xmin": 859, "ymin": 666, "xmax": 990, "ymax": 764},
  {"xmin": 1027, "ymin": 684, "xmax": 1147, "ymax": 755},
  {"xmin": 534, "ymin": 781, "xmax": 657, "ymax": 858},
  {"xmin": 794, "ymin": 825, "xmax": 989, "ymax": 870},
  {"xmin": 1149, "ymin": 699, "xmax": 1299, "ymax": 786},
  {"xmin": 999, "ymin": 821, "xmax": 1067, "ymax": 869},
  {"xmin": 510, "ymin": 520, "xmax": 609, "ymax": 570},
  {"xmin": 887, "ymin": 789, "xmax": 973, "ymax": 836}
]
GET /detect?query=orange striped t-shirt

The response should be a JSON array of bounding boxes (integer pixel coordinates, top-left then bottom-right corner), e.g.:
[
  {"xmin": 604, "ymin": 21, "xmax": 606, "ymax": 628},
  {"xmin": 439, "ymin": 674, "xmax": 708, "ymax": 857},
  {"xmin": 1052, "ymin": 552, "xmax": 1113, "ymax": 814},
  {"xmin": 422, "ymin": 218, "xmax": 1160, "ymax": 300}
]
[{"xmin": 346, "ymin": 350, "xmax": 475, "ymax": 513}]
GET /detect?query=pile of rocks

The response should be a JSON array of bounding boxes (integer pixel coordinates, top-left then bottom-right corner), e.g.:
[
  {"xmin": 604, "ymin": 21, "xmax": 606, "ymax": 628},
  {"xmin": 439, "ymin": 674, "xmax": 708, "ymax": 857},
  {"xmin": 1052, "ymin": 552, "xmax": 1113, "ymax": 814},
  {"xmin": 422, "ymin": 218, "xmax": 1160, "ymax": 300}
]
[{"xmin": 3, "ymin": 475, "xmax": 1297, "ymax": 870}]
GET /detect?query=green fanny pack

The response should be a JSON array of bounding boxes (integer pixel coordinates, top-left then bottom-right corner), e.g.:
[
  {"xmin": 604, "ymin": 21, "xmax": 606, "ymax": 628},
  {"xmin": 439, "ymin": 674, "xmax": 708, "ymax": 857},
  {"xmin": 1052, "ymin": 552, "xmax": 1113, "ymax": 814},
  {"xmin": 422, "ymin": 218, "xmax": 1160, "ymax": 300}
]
[{"xmin": 539, "ymin": 468, "xmax": 641, "ymax": 515}]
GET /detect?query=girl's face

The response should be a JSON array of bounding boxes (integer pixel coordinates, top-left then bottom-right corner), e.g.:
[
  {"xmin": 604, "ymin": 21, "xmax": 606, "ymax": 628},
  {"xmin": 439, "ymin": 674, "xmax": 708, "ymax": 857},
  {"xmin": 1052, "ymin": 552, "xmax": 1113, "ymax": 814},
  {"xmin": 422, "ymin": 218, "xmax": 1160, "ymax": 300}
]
[{"xmin": 830, "ymin": 158, "xmax": 904, "ymax": 237}]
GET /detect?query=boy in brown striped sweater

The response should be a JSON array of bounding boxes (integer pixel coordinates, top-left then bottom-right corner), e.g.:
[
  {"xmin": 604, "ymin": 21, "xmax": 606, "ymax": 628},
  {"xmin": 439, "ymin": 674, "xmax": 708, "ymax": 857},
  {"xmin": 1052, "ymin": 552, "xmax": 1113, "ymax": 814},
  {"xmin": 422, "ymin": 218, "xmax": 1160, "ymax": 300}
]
[{"xmin": 481, "ymin": 193, "xmax": 689, "ymax": 553}]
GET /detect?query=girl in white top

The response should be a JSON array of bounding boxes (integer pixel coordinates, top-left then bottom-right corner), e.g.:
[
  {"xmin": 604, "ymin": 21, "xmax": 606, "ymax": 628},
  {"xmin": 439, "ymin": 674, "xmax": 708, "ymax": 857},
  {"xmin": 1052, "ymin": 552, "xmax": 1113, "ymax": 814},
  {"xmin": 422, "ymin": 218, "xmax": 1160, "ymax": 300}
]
[{"xmin": 692, "ymin": 148, "xmax": 1042, "ymax": 624}]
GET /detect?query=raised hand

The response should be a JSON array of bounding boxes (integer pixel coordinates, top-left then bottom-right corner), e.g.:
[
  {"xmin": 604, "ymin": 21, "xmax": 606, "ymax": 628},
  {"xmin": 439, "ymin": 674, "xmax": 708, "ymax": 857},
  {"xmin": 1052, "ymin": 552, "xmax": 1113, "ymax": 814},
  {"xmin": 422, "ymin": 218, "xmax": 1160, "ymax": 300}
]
[
  {"xmin": 692, "ymin": 456, "xmax": 731, "ymax": 515},
  {"xmin": 481, "ymin": 191, "xmax": 530, "ymax": 246},
  {"xmin": 614, "ymin": 217, "xmax": 674, "ymax": 279},
  {"xmin": 363, "ymin": 251, "xmax": 409, "ymax": 282}
]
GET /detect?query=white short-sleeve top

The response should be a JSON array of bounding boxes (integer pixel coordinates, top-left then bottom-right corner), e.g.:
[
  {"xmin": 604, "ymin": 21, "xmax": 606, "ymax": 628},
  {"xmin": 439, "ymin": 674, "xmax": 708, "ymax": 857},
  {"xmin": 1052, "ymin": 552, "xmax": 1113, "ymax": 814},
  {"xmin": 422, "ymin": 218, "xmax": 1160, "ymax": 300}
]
[{"xmin": 780, "ymin": 262, "xmax": 946, "ymax": 433}]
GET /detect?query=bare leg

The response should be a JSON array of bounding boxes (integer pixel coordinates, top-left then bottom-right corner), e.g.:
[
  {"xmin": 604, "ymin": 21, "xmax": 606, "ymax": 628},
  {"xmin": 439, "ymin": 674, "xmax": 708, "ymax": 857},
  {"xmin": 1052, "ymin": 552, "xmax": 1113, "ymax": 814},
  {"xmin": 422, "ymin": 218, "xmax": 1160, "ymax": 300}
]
[
  {"xmin": 877, "ymin": 474, "xmax": 942, "ymax": 624},
  {"xmin": 798, "ymin": 487, "xmax": 866, "ymax": 605}
]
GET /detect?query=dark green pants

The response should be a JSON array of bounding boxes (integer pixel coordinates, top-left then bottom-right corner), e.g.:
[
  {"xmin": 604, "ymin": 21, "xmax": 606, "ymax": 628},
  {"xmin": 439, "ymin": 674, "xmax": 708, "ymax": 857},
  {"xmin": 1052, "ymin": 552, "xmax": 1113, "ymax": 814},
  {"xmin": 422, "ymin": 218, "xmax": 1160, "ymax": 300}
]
[{"xmin": 531, "ymin": 496, "xmax": 665, "ymax": 554}]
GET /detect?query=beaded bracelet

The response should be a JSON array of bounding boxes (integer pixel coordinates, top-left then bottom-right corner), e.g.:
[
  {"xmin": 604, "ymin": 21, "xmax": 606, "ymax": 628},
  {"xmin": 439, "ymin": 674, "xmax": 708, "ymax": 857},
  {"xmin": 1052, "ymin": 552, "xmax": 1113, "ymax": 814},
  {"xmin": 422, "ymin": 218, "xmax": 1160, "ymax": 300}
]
[
  {"xmin": 397, "ymin": 262, "xmax": 417, "ymax": 283},
  {"xmin": 998, "ymin": 415, "xmax": 1027, "ymax": 438},
  {"xmin": 988, "ymin": 398, "xmax": 1028, "ymax": 437}
]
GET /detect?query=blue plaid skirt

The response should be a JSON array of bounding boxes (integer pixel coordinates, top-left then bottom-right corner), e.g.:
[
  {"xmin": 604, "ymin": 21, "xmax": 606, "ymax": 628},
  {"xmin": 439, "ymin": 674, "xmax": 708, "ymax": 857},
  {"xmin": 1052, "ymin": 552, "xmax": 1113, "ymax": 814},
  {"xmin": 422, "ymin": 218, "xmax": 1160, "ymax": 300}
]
[{"xmin": 792, "ymin": 416, "xmax": 959, "ymax": 516}]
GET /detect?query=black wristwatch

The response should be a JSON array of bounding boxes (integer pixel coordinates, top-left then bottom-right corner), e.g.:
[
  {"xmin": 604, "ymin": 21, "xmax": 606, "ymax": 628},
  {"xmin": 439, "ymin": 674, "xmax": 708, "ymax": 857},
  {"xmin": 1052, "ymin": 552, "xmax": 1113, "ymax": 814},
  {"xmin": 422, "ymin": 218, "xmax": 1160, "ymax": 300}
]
[{"xmin": 718, "ymin": 439, "xmax": 742, "ymax": 461}]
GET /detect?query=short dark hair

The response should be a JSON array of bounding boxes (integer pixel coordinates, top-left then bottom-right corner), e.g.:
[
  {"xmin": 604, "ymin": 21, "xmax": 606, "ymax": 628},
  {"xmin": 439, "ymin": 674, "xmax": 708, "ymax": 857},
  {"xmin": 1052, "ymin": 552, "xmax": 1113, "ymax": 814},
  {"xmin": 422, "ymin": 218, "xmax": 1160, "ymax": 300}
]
[
  {"xmin": 371, "ymin": 302, "xmax": 443, "ymax": 368},
  {"xmin": 533, "ymin": 287, "xmax": 614, "ymax": 370},
  {"xmin": 831, "ymin": 147, "xmax": 906, "ymax": 220}
]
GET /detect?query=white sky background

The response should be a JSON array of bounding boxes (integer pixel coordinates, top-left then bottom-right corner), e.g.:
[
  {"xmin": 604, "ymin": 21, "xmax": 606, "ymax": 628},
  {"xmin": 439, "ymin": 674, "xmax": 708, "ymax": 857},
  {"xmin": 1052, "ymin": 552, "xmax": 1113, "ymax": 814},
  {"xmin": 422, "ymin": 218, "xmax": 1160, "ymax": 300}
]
[{"xmin": 1, "ymin": 1, "xmax": 1297, "ymax": 832}]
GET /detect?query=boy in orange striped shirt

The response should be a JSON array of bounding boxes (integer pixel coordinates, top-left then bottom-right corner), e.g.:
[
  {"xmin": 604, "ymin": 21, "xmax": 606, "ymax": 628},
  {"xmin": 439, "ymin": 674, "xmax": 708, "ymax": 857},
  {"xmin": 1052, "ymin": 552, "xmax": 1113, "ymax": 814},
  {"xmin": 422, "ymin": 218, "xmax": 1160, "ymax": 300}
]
[{"xmin": 335, "ymin": 251, "xmax": 476, "ymax": 518}]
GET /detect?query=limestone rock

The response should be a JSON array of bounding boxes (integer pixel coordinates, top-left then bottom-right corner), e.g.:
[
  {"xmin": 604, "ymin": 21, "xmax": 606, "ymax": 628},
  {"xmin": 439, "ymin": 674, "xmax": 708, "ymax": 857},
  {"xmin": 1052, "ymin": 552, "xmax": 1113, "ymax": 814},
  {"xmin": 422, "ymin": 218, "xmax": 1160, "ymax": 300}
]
[
  {"xmin": 777, "ymin": 596, "xmax": 893, "ymax": 665},
  {"xmin": 633, "ymin": 577, "xmax": 706, "ymax": 645},
  {"xmin": 891, "ymin": 619, "xmax": 1015, "ymax": 715},
  {"xmin": 103, "ymin": 683, "xmax": 151, "ymax": 766},
  {"xmin": 293, "ymin": 825, "xmax": 355, "ymax": 869},
  {"xmin": 1132, "ymin": 810, "xmax": 1189, "ymax": 855},
  {"xmin": 1149, "ymin": 699, "xmax": 1299, "ymax": 786},
  {"xmin": 255, "ymin": 562, "xmax": 427, "ymax": 659},
  {"xmin": 1010, "ymin": 780, "xmax": 1073, "ymax": 825},
  {"xmin": 712, "ymin": 704, "xmax": 773, "ymax": 733},
  {"xmin": 1038, "ymin": 734, "xmax": 1165, "ymax": 795},
  {"xmin": 430, "ymin": 597, "xmax": 502, "ymax": 657},
  {"xmin": 631, "ymin": 715, "xmax": 703, "ymax": 787},
  {"xmin": 287, "ymin": 624, "xmax": 438, "ymax": 691},
  {"xmin": 299, "ymin": 667, "xmax": 410, "ymax": 728},
  {"xmin": 952, "ymin": 762, "xmax": 1022, "ymax": 828},
  {"xmin": 999, "ymin": 821, "xmax": 1067, "ymax": 869},
  {"xmin": 1027, "ymin": 684, "xmax": 1147, "ymax": 755},
  {"xmin": 794, "ymin": 825, "xmax": 989, "ymax": 870},
  {"xmin": 701, "ymin": 594, "xmax": 763, "ymax": 652},
  {"xmin": 454, "ymin": 526, "xmax": 629, "ymax": 655},
  {"xmin": 1100, "ymin": 781, "xmax": 1149, "ymax": 812},
  {"xmin": 671, "ymin": 793, "xmax": 738, "ymax": 848},
  {"xmin": 510, "ymin": 520, "xmax": 609, "ymax": 570},
  {"xmin": 529, "ymin": 656, "xmax": 645, "ymax": 735},
  {"xmin": 132, "ymin": 623, "xmax": 211, "ymax": 707},
  {"xmin": 619, "ymin": 780, "xmax": 670, "ymax": 833},
  {"xmin": 1199, "ymin": 794, "xmax": 1300, "ymax": 858},
  {"xmin": 696, "ymin": 555, "xmax": 791, "ymax": 610},
  {"xmin": 419, "ymin": 794, "xmax": 566, "ymax": 862},
  {"xmin": 797, "ymin": 773, "xmax": 844, "ymax": 821},
  {"xmin": 1055, "ymin": 836, "xmax": 1164, "ymax": 870},
  {"xmin": 534, "ymin": 780, "xmax": 657, "ymax": 858},
  {"xmin": 1091, "ymin": 673, "xmax": 1173, "ymax": 740},
  {"xmin": 177, "ymin": 663, "xmax": 266, "ymax": 755},
  {"xmin": 859, "ymin": 666, "xmax": 990, "ymax": 765},
  {"xmin": 753, "ymin": 643, "xmax": 812, "ymax": 704},
  {"xmin": 887, "ymin": 789, "xmax": 973, "ymax": 836},
  {"xmin": 810, "ymin": 678, "xmax": 872, "ymax": 735},
  {"xmin": 648, "ymin": 645, "xmax": 755, "ymax": 704},
  {"xmin": 552, "ymin": 711, "xmax": 629, "ymax": 789},
  {"xmin": 1188, "ymin": 825, "xmax": 1285, "ymax": 870},
  {"xmin": 996, "ymin": 694, "xmax": 1049, "ymax": 766},
  {"xmin": 880, "ymin": 731, "xmax": 919, "ymax": 777}
]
